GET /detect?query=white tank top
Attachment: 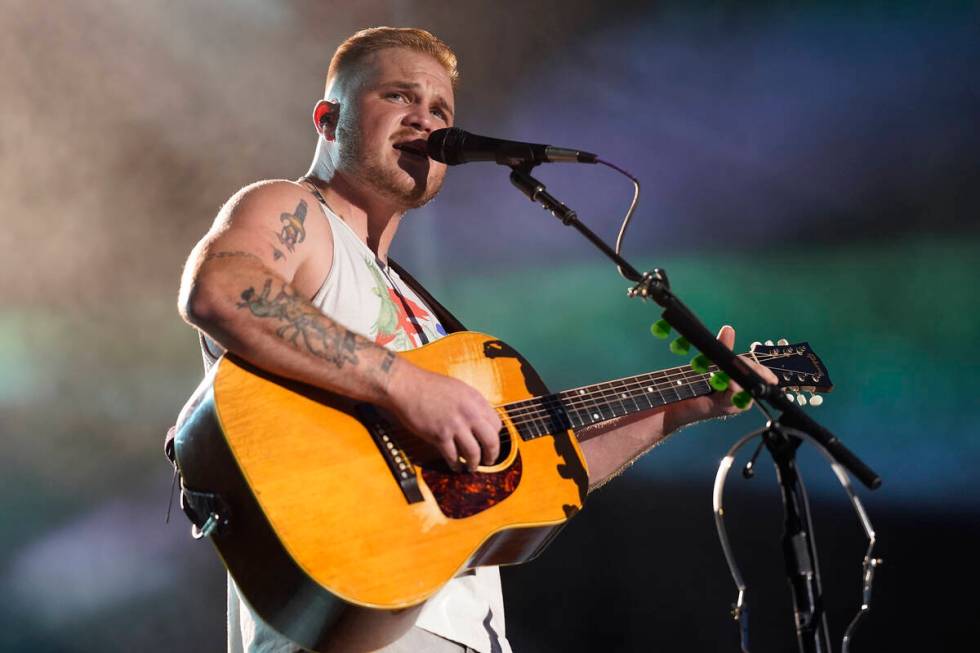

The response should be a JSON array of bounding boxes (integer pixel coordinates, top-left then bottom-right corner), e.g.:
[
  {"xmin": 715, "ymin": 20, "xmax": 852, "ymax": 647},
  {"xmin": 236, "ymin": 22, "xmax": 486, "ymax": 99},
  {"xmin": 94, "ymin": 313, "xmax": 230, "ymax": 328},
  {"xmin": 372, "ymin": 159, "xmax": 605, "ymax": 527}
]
[
  {"xmin": 309, "ymin": 204, "xmax": 447, "ymax": 349},
  {"xmin": 226, "ymin": 196, "xmax": 511, "ymax": 653}
]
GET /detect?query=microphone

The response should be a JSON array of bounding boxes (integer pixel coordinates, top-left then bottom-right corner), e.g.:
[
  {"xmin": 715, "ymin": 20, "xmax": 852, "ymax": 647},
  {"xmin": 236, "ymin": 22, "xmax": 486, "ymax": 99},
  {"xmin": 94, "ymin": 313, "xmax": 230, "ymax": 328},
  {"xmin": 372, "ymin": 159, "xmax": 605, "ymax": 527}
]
[{"xmin": 427, "ymin": 127, "xmax": 598, "ymax": 166}]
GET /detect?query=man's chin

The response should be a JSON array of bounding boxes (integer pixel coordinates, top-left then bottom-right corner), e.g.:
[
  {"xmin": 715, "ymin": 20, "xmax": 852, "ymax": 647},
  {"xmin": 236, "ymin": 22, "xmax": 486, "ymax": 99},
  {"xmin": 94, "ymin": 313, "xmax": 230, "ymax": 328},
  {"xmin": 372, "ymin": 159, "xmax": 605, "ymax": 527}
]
[
  {"xmin": 402, "ymin": 186, "xmax": 440, "ymax": 209},
  {"xmin": 358, "ymin": 162, "xmax": 444, "ymax": 209},
  {"xmin": 386, "ymin": 176, "xmax": 443, "ymax": 209}
]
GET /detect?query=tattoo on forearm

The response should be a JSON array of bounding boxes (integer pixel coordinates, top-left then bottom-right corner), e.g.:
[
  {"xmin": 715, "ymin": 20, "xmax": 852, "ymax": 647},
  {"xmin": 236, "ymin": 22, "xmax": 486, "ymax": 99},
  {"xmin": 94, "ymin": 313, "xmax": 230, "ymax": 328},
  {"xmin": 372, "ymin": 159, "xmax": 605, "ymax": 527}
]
[
  {"xmin": 272, "ymin": 247, "xmax": 285, "ymax": 261},
  {"xmin": 380, "ymin": 350, "xmax": 395, "ymax": 373},
  {"xmin": 277, "ymin": 200, "xmax": 307, "ymax": 253},
  {"xmin": 237, "ymin": 278, "xmax": 371, "ymax": 369}
]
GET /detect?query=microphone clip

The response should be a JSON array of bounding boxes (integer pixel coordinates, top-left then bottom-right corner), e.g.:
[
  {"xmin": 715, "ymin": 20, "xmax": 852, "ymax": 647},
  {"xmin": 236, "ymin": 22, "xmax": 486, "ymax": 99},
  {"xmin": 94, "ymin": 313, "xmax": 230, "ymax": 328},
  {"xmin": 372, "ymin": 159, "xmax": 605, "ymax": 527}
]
[{"xmin": 508, "ymin": 164, "xmax": 578, "ymax": 225}]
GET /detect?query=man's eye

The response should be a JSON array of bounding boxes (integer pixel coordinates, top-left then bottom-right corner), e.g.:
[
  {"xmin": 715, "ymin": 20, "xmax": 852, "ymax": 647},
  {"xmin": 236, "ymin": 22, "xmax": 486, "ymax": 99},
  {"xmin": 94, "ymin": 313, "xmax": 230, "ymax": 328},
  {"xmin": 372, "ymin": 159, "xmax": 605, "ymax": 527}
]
[
  {"xmin": 431, "ymin": 108, "xmax": 447, "ymax": 120},
  {"xmin": 386, "ymin": 92, "xmax": 408, "ymax": 102}
]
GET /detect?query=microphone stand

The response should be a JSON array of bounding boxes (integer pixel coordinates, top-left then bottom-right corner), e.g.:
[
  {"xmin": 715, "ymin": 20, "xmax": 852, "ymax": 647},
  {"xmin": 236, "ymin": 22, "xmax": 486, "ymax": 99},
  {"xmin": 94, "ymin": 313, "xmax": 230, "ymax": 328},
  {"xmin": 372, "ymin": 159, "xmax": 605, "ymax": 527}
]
[
  {"xmin": 763, "ymin": 423, "xmax": 834, "ymax": 652},
  {"xmin": 508, "ymin": 163, "xmax": 881, "ymax": 653}
]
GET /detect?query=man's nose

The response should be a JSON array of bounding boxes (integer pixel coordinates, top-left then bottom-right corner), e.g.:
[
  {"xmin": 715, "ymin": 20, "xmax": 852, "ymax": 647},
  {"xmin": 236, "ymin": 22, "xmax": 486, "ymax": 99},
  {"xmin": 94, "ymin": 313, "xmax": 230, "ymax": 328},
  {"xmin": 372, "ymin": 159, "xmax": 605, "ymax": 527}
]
[{"xmin": 403, "ymin": 103, "xmax": 436, "ymax": 133}]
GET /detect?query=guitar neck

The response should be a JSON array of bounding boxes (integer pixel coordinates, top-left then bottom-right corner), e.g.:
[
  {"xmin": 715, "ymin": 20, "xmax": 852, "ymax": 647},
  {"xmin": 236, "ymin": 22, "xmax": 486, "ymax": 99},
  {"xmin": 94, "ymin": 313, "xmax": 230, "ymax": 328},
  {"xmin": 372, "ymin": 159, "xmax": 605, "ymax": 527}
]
[{"xmin": 501, "ymin": 361, "xmax": 729, "ymax": 442}]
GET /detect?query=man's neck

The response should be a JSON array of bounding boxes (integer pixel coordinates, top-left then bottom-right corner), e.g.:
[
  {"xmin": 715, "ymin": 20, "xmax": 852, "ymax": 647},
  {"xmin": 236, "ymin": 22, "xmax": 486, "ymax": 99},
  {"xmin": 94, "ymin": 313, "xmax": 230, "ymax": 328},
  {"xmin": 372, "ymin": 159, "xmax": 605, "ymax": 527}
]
[{"xmin": 303, "ymin": 172, "xmax": 404, "ymax": 265}]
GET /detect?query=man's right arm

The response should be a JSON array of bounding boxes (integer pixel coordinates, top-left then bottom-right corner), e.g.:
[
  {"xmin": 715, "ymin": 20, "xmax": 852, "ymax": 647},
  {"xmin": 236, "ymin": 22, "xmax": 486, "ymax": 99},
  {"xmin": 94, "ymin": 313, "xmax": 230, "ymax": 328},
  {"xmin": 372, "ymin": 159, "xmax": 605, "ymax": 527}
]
[{"xmin": 178, "ymin": 181, "xmax": 500, "ymax": 470}]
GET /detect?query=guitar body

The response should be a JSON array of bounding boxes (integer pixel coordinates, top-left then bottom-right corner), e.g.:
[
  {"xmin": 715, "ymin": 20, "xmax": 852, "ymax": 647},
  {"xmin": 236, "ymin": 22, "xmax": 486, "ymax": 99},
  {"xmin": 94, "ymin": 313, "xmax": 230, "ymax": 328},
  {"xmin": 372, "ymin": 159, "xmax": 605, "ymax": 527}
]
[{"xmin": 174, "ymin": 331, "xmax": 590, "ymax": 652}]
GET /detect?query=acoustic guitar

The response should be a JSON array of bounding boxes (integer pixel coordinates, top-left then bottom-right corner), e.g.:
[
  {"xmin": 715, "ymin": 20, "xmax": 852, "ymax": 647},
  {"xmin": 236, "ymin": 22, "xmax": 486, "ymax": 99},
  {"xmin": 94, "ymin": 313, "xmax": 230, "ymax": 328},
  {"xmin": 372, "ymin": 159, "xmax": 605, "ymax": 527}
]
[{"xmin": 174, "ymin": 331, "xmax": 831, "ymax": 652}]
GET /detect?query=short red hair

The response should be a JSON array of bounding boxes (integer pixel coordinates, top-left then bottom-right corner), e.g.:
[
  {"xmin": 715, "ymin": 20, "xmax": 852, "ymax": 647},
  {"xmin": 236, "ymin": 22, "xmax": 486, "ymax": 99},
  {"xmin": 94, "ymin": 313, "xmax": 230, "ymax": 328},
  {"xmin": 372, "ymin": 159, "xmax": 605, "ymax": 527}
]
[{"xmin": 326, "ymin": 27, "xmax": 459, "ymax": 94}]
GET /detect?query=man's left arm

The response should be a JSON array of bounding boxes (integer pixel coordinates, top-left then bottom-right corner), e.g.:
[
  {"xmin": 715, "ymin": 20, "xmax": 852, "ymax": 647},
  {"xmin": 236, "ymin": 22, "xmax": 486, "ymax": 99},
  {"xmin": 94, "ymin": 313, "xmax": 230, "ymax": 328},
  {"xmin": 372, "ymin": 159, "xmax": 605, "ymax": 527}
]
[{"xmin": 578, "ymin": 325, "xmax": 778, "ymax": 491}]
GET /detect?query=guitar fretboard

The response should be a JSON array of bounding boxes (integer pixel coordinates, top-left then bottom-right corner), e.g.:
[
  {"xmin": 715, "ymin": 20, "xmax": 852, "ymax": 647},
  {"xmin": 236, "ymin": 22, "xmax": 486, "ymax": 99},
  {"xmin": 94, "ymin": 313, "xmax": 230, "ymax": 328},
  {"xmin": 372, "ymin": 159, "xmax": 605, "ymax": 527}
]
[{"xmin": 501, "ymin": 364, "xmax": 721, "ymax": 440}]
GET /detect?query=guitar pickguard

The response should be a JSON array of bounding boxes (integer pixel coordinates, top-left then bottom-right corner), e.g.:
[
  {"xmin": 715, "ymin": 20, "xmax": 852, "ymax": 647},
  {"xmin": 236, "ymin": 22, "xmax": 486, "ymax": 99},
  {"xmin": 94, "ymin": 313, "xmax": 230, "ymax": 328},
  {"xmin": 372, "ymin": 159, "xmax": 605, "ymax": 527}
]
[{"xmin": 420, "ymin": 454, "xmax": 523, "ymax": 519}]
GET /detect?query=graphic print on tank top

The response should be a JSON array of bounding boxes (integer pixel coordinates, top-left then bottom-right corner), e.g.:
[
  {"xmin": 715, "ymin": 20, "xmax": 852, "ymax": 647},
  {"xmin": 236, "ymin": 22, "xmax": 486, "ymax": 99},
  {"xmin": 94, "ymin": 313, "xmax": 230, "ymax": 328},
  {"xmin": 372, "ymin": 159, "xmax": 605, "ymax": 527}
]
[{"xmin": 364, "ymin": 256, "xmax": 447, "ymax": 349}]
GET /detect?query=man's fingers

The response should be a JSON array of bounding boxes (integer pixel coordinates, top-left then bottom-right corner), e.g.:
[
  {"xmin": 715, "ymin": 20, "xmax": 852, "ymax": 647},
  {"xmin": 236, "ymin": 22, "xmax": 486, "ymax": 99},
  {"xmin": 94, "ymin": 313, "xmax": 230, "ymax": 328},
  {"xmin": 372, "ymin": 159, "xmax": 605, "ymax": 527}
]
[
  {"xmin": 716, "ymin": 324, "xmax": 735, "ymax": 350},
  {"xmin": 750, "ymin": 359, "xmax": 779, "ymax": 385},
  {"xmin": 473, "ymin": 418, "xmax": 502, "ymax": 466},
  {"xmin": 455, "ymin": 431, "xmax": 483, "ymax": 472},
  {"xmin": 440, "ymin": 439, "xmax": 461, "ymax": 472}
]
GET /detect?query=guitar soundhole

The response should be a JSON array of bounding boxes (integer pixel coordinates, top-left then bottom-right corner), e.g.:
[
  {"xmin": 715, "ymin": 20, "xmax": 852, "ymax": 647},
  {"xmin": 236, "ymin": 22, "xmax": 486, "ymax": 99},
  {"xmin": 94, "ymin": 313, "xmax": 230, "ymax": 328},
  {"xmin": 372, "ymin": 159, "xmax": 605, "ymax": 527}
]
[
  {"xmin": 420, "ymin": 454, "xmax": 522, "ymax": 519},
  {"xmin": 493, "ymin": 430, "xmax": 512, "ymax": 465}
]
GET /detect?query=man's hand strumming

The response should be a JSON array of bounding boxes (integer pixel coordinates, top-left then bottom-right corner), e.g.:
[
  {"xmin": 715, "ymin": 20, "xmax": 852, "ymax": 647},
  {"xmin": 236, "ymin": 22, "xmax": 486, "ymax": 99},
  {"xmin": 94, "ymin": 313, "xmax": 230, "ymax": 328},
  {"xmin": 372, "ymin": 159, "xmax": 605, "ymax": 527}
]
[{"xmin": 384, "ymin": 362, "xmax": 502, "ymax": 472}]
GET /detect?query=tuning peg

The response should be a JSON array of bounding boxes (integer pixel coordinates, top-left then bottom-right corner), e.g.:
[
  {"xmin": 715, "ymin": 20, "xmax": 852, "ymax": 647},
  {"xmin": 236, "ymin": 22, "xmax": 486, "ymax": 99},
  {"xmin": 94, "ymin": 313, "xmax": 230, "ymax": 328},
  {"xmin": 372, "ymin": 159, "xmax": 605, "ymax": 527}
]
[
  {"xmin": 777, "ymin": 338, "xmax": 789, "ymax": 346},
  {"xmin": 669, "ymin": 336, "xmax": 690, "ymax": 355},
  {"xmin": 808, "ymin": 393, "xmax": 824, "ymax": 407},
  {"xmin": 784, "ymin": 392, "xmax": 795, "ymax": 402},
  {"xmin": 650, "ymin": 319, "xmax": 671, "ymax": 339},
  {"xmin": 764, "ymin": 339, "xmax": 774, "ymax": 346},
  {"xmin": 750, "ymin": 341, "xmax": 762, "ymax": 351},
  {"xmin": 796, "ymin": 393, "xmax": 808, "ymax": 406}
]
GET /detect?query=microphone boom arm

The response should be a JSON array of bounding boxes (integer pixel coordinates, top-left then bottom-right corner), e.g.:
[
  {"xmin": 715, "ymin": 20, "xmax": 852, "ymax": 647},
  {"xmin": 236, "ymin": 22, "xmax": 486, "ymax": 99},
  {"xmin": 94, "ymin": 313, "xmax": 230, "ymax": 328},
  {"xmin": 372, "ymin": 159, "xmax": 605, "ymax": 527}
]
[{"xmin": 506, "ymin": 162, "xmax": 881, "ymax": 491}]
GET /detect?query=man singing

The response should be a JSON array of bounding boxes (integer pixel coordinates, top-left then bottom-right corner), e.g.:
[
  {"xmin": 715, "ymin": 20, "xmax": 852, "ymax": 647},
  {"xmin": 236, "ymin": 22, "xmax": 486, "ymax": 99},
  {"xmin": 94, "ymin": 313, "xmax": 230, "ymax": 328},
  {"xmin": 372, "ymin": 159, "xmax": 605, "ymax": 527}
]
[{"xmin": 178, "ymin": 26, "xmax": 773, "ymax": 653}]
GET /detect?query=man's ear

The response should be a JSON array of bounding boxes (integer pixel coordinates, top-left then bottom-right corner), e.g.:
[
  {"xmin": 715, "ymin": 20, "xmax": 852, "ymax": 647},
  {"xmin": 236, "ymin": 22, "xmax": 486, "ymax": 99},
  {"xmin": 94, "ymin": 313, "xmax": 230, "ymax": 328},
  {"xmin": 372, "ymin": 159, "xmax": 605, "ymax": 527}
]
[{"xmin": 313, "ymin": 100, "xmax": 340, "ymax": 141}]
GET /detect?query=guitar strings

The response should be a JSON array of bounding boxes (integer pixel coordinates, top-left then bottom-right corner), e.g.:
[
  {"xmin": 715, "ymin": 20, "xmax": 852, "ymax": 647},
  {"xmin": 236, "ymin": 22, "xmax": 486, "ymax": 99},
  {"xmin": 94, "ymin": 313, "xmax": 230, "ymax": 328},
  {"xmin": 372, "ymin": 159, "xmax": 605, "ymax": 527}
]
[
  {"xmin": 403, "ymin": 350, "xmax": 797, "ymax": 447},
  {"xmin": 382, "ymin": 350, "xmax": 809, "ymax": 462},
  {"xmin": 503, "ymin": 350, "xmax": 804, "ymax": 420},
  {"xmin": 508, "ymin": 359, "xmax": 816, "ymax": 423},
  {"xmin": 387, "ymin": 351, "xmax": 802, "ymax": 459}
]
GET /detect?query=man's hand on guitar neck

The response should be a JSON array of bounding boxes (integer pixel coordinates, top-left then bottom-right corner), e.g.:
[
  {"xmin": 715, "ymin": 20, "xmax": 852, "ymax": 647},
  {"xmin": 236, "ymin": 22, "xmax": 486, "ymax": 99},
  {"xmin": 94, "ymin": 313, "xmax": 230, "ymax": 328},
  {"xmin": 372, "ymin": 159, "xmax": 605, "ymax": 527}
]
[
  {"xmin": 579, "ymin": 325, "xmax": 779, "ymax": 490},
  {"xmin": 384, "ymin": 363, "xmax": 502, "ymax": 473},
  {"xmin": 661, "ymin": 325, "xmax": 779, "ymax": 434}
]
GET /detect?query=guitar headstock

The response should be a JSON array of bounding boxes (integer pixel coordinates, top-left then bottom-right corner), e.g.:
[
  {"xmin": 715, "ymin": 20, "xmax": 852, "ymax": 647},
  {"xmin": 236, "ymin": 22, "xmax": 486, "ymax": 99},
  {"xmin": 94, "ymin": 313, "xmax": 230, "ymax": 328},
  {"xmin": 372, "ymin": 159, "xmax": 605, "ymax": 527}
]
[
  {"xmin": 751, "ymin": 339, "xmax": 833, "ymax": 405},
  {"xmin": 651, "ymin": 321, "xmax": 832, "ymax": 408}
]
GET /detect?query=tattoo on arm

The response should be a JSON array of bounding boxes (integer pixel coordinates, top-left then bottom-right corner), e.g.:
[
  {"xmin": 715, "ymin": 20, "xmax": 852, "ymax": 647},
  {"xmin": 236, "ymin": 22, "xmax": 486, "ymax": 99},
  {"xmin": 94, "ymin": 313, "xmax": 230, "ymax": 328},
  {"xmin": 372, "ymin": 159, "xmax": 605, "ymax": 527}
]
[
  {"xmin": 204, "ymin": 250, "xmax": 262, "ymax": 263},
  {"xmin": 272, "ymin": 246, "xmax": 286, "ymax": 261},
  {"xmin": 237, "ymin": 278, "xmax": 375, "ymax": 370},
  {"xmin": 277, "ymin": 200, "xmax": 307, "ymax": 253},
  {"xmin": 380, "ymin": 350, "xmax": 395, "ymax": 373}
]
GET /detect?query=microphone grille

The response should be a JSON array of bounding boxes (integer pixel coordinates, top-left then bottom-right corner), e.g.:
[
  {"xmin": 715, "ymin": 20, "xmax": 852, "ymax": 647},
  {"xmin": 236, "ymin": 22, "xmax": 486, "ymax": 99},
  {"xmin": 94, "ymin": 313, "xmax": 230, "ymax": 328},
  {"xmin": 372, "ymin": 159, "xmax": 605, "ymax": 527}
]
[{"xmin": 427, "ymin": 127, "xmax": 466, "ymax": 165}]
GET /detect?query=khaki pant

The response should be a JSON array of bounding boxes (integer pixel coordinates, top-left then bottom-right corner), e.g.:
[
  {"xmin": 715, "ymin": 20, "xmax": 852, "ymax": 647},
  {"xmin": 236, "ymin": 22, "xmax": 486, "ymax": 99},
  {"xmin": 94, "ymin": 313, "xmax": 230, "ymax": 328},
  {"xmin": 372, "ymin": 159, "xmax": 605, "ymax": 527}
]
[{"xmin": 377, "ymin": 627, "xmax": 477, "ymax": 652}]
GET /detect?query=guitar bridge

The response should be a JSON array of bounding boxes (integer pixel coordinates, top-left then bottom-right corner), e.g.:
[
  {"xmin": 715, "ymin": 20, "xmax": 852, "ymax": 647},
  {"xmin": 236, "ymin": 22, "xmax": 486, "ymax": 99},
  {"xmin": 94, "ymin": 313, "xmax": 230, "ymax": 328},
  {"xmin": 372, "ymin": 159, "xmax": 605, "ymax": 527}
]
[{"xmin": 355, "ymin": 404, "xmax": 424, "ymax": 504}]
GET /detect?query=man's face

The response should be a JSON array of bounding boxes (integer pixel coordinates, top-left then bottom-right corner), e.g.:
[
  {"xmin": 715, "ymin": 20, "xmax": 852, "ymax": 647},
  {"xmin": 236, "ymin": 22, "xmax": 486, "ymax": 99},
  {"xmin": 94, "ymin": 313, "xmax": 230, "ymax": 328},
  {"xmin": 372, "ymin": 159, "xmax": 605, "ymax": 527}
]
[{"xmin": 335, "ymin": 47, "xmax": 454, "ymax": 209}]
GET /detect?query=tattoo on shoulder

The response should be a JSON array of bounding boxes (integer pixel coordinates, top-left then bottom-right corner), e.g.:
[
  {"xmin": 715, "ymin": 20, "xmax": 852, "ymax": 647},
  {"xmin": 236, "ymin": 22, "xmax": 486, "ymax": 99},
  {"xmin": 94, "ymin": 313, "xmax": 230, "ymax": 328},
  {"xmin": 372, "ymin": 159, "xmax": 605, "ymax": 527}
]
[
  {"xmin": 204, "ymin": 250, "xmax": 261, "ymax": 263},
  {"xmin": 277, "ymin": 200, "xmax": 307, "ymax": 253},
  {"xmin": 237, "ymin": 278, "xmax": 372, "ymax": 369}
]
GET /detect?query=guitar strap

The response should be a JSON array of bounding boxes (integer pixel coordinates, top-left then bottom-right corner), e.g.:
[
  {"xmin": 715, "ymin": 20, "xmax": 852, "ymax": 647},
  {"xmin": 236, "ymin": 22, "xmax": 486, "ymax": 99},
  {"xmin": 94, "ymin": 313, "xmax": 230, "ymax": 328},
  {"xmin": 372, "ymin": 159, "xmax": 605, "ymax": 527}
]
[{"xmin": 387, "ymin": 258, "xmax": 467, "ymax": 334}]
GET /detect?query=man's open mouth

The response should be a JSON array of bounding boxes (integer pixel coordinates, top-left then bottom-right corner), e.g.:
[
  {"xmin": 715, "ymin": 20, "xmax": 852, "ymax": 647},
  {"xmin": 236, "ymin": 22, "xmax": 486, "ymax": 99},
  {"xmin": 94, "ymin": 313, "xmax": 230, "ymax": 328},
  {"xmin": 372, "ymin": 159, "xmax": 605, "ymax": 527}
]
[{"xmin": 393, "ymin": 141, "xmax": 429, "ymax": 159}]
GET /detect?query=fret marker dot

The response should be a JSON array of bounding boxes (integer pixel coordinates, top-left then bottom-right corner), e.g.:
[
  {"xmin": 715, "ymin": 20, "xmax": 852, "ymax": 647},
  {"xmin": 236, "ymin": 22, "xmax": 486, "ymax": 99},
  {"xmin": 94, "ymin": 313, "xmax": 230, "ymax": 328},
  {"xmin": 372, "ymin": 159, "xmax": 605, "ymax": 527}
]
[
  {"xmin": 579, "ymin": 389, "xmax": 586, "ymax": 395},
  {"xmin": 593, "ymin": 413, "xmax": 600, "ymax": 419},
  {"xmin": 676, "ymin": 380, "xmax": 682, "ymax": 386}
]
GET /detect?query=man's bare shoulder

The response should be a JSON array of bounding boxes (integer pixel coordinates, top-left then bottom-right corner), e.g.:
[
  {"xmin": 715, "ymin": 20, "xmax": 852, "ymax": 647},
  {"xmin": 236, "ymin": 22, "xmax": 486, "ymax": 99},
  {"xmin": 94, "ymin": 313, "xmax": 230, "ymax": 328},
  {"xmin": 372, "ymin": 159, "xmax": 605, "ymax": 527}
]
[
  {"xmin": 210, "ymin": 178, "xmax": 332, "ymax": 252},
  {"xmin": 195, "ymin": 178, "xmax": 333, "ymax": 296},
  {"xmin": 216, "ymin": 179, "xmax": 319, "ymax": 225}
]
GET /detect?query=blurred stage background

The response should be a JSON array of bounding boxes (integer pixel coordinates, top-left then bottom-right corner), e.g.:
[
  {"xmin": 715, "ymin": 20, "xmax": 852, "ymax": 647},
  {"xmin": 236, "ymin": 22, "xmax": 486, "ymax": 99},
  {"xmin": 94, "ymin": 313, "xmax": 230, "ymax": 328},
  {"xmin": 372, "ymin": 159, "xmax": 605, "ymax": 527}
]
[{"xmin": 2, "ymin": 1, "xmax": 978, "ymax": 650}]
